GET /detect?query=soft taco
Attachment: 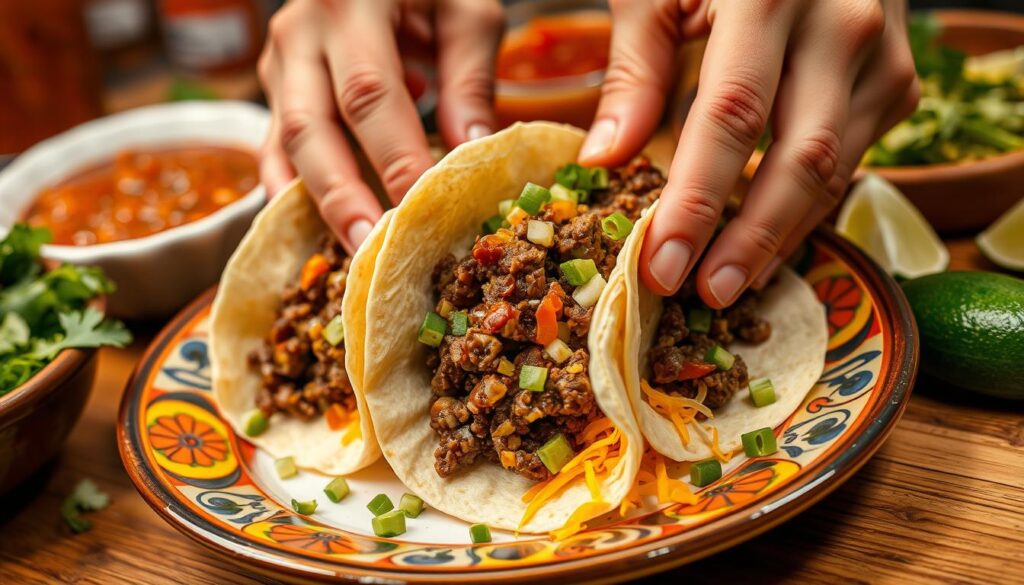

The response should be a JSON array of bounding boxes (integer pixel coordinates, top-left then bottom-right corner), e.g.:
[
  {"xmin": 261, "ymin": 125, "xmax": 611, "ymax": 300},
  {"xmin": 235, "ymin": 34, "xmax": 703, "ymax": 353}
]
[
  {"xmin": 361, "ymin": 122, "xmax": 664, "ymax": 534},
  {"xmin": 616, "ymin": 201, "xmax": 829, "ymax": 463},
  {"xmin": 210, "ymin": 180, "xmax": 389, "ymax": 474}
]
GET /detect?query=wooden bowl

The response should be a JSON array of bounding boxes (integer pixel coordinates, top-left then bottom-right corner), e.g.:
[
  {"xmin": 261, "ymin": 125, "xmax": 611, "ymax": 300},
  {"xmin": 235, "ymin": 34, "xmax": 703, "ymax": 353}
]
[
  {"xmin": 0, "ymin": 303, "xmax": 102, "ymax": 495},
  {"xmin": 742, "ymin": 10, "xmax": 1024, "ymax": 233}
]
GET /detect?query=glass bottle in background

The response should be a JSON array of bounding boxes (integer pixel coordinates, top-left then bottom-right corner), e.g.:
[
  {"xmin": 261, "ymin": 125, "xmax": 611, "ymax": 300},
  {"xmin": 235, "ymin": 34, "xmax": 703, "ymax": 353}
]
[
  {"xmin": 157, "ymin": 0, "xmax": 264, "ymax": 75},
  {"xmin": 0, "ymin": 0, "xmax": 103, "ymax": 157},
  {"xmin": 84, "ymin": 0, "xmax": 160, "ymax": 82}
]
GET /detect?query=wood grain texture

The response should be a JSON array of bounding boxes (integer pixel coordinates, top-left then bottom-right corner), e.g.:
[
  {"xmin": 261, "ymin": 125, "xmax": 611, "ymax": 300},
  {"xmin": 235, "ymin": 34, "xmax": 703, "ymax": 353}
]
[{"xmin": 0, "ymin": 217, "xmax": 1021, "ymax": 583}]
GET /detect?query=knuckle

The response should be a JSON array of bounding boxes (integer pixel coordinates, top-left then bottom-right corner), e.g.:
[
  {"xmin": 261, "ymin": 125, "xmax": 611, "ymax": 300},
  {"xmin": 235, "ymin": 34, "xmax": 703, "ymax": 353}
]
[
  {"xmin": 466, "ymin": 0, "xmax": 505, "ymax": 29},
  {"xmin": 451, "ymin": 68, "xmax": 495, "ymax": 103},
  {"xmin": 266, "ymin": 11, "xmax": 293, "ymax": 46},
  {"xmin": 256, "ymin": 51, "xmax": 273, "ymax": 87},
  {"xmin": 666, "ymin": 186, "xmax": 721, "ymax": 231},
  {"xmin": 791, "ymin": 129, "xmax": 842, "ymax": 188},
  {"xmin": 742, "ymin": 218, "xmax": 785, "ymax": 257},
  {"xmin": 339, "ymin": 65, "xmax": 390, "ymax": 124},
  {"xmin": 824, "ymin": 168, "xmax": 851, "ymax": 203},
  {"xmin": 901, "ymin": 77, "xmax": 922, "ymax": 117},
  {"xmin": 703, "ymin": 76, "xmax": 770, "ymax": 150},
  {"xmin": 846, "ymin": 0, "xmax": 885, "ymax": 46},
  {"xmin": 379, "ymin": 150, "xmax": 427, "ymax": 195},
  {"xmin": 277, "ymin": 108, "xmax": 315, "ymax": 154}
]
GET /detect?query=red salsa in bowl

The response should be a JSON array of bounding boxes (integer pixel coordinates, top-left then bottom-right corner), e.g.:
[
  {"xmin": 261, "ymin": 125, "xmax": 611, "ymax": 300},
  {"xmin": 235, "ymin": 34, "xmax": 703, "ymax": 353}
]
[{"xmin": 25, "ymin": 145, "xmax": 259, "ymax": 246}]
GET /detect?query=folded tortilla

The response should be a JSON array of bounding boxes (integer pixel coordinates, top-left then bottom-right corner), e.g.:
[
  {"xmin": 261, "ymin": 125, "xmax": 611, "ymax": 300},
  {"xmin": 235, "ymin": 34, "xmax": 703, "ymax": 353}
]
[
  {"xmin": 617, "ymin": 201, "xmax": 829, "ymax": 461},
  {"xmin": 210, "ymin": 180, "xmax": 387, "ymax": 474},
  {"xmin": 361, "ymin": 122, "xmax": 643, "ymax": 533}
]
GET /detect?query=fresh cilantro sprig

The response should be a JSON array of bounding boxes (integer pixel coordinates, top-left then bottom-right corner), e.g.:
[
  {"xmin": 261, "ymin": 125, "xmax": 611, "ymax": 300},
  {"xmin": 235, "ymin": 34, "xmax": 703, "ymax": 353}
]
[
  {"xmin": 0, "ymin": 225, "xmax": 131, "ymax": 395},
  {"xmin": 61, "ymin": 479, "xmax": 111, "ymax": 533}
]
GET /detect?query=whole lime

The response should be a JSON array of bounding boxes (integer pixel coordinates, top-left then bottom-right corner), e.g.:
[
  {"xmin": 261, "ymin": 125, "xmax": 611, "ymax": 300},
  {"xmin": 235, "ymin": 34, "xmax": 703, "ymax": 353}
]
[{"xmin": 901, "ymin": 271, "xmax": 1024, "ymax": 399}]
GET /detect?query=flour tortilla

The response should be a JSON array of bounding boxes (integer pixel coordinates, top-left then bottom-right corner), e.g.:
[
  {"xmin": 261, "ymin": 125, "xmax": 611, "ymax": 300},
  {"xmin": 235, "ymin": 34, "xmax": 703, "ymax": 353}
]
[
  {"xmin": 361, "ymin": 122, "xmax": 643, "ymax": 533},
  {"xmin": 210, "ymin": 179, "xmax": 387, "ymax": 474},
  {"xmin": 618, "ymin": 201, "xmax": 829, "ymax": 461}
]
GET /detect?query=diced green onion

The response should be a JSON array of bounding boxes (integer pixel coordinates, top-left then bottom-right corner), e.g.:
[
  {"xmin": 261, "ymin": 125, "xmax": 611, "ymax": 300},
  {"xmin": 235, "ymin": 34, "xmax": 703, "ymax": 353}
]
[
  {"xmin": 367, "ymin": 493, "xmax": 394, "ymax": 516},
  {"xmin": 418, "ymin": 312, "xmax": 447, "ymax": 347},
  {"xmin": 555, "ymin": 163, "xmax": 581, "ymax": 189},
  {"xmin": 469, "ymin": 523, "xmax": 492, "ymax": 544},
  {"xmin": 482, "ymin": 214, "xmax": 504, "ymax": 234},
  {"xmin": 537, "ymin": 433, "xmax": 574, "ymax": 474},
  {"xmin": 497, "ymin": 357, "xmax": 516, "ymax": 377},
  {"xmin": 498, "ymin": 198, "xmax": 516, "ymax": 218},
  {"xmin": 601, "ymin": 212, "xmax": 633, "ymax": 240},
  {"xmin": 519, "ymin": 365, "xmax": 548, "ymax": 392},
  {"xmin": 704, "ymin": 344, "xmax": 735, "ymax": 371},
  {"xmin": 748, "ymin": 377, "xmax": 776, "ymax": 407},
  {"xmin": 323, "ymin": 314, "xmax": 345, "ymax": 346},
  {"xmin": 687, "ymin": 306, "xmax": 711, "ymax": 334},
  {"xmin": 549, "ymin": 183, "xmax": 579, "ymax": 203},
  {"xmin": 544, "ymin": 338, "xmax": 573, "ymax": 364},
  {"xmin": 371, "ymin": 509, "xmax": 407, "ymax": 537},
  {"xmin": 572, "ymin": 274, "xmax": 607, "ymax": 309},
  {"xmin": 741, "ymin": 427, "xmax": 778, "ymax": 457},
  {"xmin": 527, "ymin": 220, "xmax": 555, "ymax": 247},
  {"xmin": 243, "ymin": 409, "xmax": 268, "ymax": 437},
  {"xmin": 516, "ymin": 183, "xmax": 551, "ymax": 215},
  {"xmin": 690, "ymin": 459, "xmax": 722, "ymax": 487},
  {"xmin": 323, "ymin": 477, "xmax": 350, "ymax": 503},
  {"xmin": 559, "ymin": 258, "xmax": 598, "ymax": 286},
  {"xmin": 399, "ymin": 493, "xmax": 424, "ymax": 518},
  {"xmin": 589, "ymin": 167, "xmax": 609, "ymax": 189},
  {"xmin": 275, "ymin": 456, "xmax": 298, "ymax": 479},
  {"xmin": 450, "ymin": 311, "xmax": 469, "ymax": 336},
  {"xmin": 291, "ymin": 498, "xmax": 317, "ymax": 515}
]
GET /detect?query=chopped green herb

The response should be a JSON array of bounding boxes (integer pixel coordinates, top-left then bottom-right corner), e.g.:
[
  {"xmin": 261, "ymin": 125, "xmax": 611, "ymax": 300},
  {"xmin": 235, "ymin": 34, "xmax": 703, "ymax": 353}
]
[
  {"xmin": 399, "ymin": 493, "xmax": 424, "ymax": 518},
  {"xmin": 537, "ymin": 433, "xmax": 574, "ymax": 474},
  {"xmin": 748, "ymin": 377, "xmax": 776, "ymax": 407},
  {"xmin": 687, "ymin": 306, "xmax": 712, "ymax": 334},
  {"xmin": 323, "ymin": 314, "xmax": 345, "ymax": 346},
  {"xmin": 372, "ymin": 509, "xmax": 407, "ymax": 537},
  {"xmin": 704, "ymin": 345, "xmax": 735, "ymax": 371},
  {"xmin": 601, "ymin": 212, "xmax": 633, "ymax": 240},
  {"xmin": 690, "ymin": 459, "xmax": 722, "ymax": 487},
  {"xmin": 519, "ymin": 365, "xmax": 548, "ymax": 392},
  {"xmin": 516, "ymin": 183, "xmax": 551, "ymax": 215},
  {"xmin": 469, "ymin": 523, "xmax": 492, "ymax": 544},
  {"xmin": 243, "ymin": 409, "xmax": 268, "ymax": 437},
  {"xmin": 291, "ymin": 499, "xmax": 318, "ymax": 515},
  {"xmin": 450, "ymin": 311, "xmax": 469, "ymax": 336},
  {"xmin": 367, "ymin": 493, "xmax": 394, "ymax": 516},
  {"xmin": 417, "ymin": 312, "xmax": 447, "ymax": 347},
  {"xmin": 741, "ymin": 427, "xmax": 778, "ymax": 457},
  {"xmin": 61, "ymin": 479, "xmax": 110, "ymax": 534},
  {"xmin": 324, "ymin": 477, "xmax": 350, "ymax": 503},
  {"xmin": 559, "ymin": 258, "xmax": 598, "ymax": 286},
  {"xmin": 275, "ymin": 457, "xmax": 298, "ymax": 479}
]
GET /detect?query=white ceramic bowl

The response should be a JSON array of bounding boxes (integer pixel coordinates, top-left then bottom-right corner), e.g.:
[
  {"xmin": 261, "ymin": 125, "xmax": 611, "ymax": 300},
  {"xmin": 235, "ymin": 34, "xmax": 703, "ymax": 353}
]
[{"xmin": 0, "ymin": 101, "xmax": 270, "ymax": 319}]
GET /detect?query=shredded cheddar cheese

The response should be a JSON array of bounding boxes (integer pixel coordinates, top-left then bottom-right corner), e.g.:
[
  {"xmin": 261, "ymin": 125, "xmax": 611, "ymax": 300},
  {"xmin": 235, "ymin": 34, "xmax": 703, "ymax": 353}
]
[
  {"xmin": 617, "ymin": 448, "xmax": 698, "ymax": 514},
  {"xmin": 641, "ymin": 380, "xmax": 736, "ymax": 462}
]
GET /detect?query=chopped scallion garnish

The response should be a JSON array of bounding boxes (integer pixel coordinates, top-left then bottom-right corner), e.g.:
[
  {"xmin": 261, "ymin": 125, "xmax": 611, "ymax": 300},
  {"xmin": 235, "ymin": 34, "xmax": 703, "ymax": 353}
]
[
  {"xmin": 417, "ymin": 312, "xmax": 447, "ymax": 347},
  {"xmin": 571, "ymin": 273, "xmax": 607, "ymax": 308},
  {"xmin": 549, "ymin": 183, "xmax": 579, "ymax": 203},
  {"xmin": 324, "ymin": 477, "xmax": 350, "ymax": 503},
  {"xmin": 291, "ymin": 499, "xmax": 317, "ymax": 515},
  {"xmin": 469, "ymin": 523, "xmax": 492, "ymax": 544},
  {"xmin": 690, "ymin": 459, "xmax": 722, "ymax": 487},
  {"xmin": 704, "ymin": 344, "xmax": 735, "ymax": 371},
  {"xmin": 450, "ymin": 311, "xmax": 469, "ymax": 336},
  {"xmin": 519, "ymin": 365, "xmax": 548, "ymax": 392},
  {"xmin": 372, "ymin": 509, "xmax": 407, "ymax": 537},
  {"xmin": 748, "ymin": 377, "xmax": 776, "ymax": 407},
  {"xmin": 741, "ymin": 427, "xmax": 778, "ymax": 457},
  {"xmin": 516, "ymin": 183, "xmax": 551, "ymax": 215},
  {"xmin": 323, "ymin": 314, "xmax": 345, "ymax": 346},
  {"xmin": 590, "ymin": 167, "xmax": 609, "ymax": 189},
  {"xmin": 498, "ymin": 198, "xmax": 515, "ymax": 218},
  {"xmin": 275, "ymin": 456, "xmax": 298, "ymax": 479},
  {"xmin": 537, "ymin": 433, "xmax": 574, "ymax": 474},
  {"xmin": 367, "ymin": 493, "xmax": 394, "ymax": 517},
  {"xmin": 243, "ymin": 409, "xmax": 268, "ymax": 437},
  {"xmin": 687, "ymin": 306, "xmax": 711, "ymax": 334},
  {"xmin": 601, "ymin": 212, "xmax": 633, "ymax": 240},
  {"xmin": 559, "ymin": 258, "xmax": 598, "ymax": 286},
  {"xmin": 399, "ymin": 493, "xmax": 424, "ymax": 518}
]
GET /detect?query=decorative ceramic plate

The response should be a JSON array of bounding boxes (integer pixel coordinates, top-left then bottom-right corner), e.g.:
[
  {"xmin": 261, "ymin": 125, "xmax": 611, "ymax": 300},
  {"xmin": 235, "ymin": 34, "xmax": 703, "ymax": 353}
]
[{"xmin": 118, "ymin": 228, "xmax": 917, "ymax": 584}]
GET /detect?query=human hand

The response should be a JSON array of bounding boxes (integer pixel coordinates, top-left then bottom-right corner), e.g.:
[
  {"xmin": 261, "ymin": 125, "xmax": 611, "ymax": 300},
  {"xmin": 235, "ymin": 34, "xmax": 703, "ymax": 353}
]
[
  {"xmin": 258, "ymin": 0, "xmax": 504, "ymax": 252},
  {"xmin": 579, "ymin": 0, "xmax": 918, "ymax": 307}
]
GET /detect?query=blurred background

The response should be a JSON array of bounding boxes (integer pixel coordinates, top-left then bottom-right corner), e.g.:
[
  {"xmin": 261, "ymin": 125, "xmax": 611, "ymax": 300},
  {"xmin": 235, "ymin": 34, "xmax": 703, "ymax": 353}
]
[{"xmin": 0, "ymin": 0, "xmax": 1021, "ymax": 160}]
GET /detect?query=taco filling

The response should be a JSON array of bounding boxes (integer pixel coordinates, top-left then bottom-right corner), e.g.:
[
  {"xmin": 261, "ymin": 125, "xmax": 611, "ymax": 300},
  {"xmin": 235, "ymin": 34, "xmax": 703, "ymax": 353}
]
[
  {"xmin": 248, "ymin": 234, "xmax": 357, "ymax": 426},
  {"xmin": 420, "ymin": 158, "xmax": 663, "ymax": 482}
]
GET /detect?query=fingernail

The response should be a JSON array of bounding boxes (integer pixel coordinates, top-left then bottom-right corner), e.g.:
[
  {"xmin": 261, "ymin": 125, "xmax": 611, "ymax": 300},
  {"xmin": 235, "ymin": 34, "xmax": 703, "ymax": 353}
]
[
  {"xmin": 346, "ymin": 219, "xmax": 374, "ymax": 250},
  {"xmin": 467, "ymin": 123, "xmax": 492, "ymax": 141},
  {"xmin": 708, "ymin": 264, "xmax": 748, "ymax": 306},
  {"xmin": 650, "ymin": 238, "xmax": 693, "ymax": 293},
  {"xmin": 579, "ymin": 118, "xmax": 617, "ymax": 161},
  {"xmin": 752, "ymin": 256, "xmax": 784, "ymax": 290}
]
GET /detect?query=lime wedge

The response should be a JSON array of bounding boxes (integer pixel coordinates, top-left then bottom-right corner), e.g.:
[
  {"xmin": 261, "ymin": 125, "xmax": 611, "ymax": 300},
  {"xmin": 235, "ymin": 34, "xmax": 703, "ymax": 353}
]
[
  {"xmin": 977, "ymin": 197, "xmax": 1024, "ymax": 272},
  {"xmin": 836, "ymin": 173, "xmax": 949, "ymax": 279}
]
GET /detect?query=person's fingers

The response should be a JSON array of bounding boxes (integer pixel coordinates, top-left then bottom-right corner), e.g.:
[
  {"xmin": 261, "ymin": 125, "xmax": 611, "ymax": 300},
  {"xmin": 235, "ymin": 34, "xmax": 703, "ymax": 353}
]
[
  {"xmin": 695, "ymin": 2, "xmax": 885, "ymax": 307},
  {"xmin": 268, "ymin": 14, "xmax": 384, "ymax": 253},
  {"xmin": 325, "ymin": 5, "xmax": 434, "ymax": 205},
  {"xmin": 577, "ymin": 0, "xmax": 681, "ymax": 166},
  {"xmin": 638, "ymin": 3, "xmax": 797, "ymax": 297},
  {"xmin": 435, "ymin": 0, "xmax": 503, "ymax": 147},
  {"xmin": 259, "ymin": 115, "xmax": 296, "ymax": 198}
]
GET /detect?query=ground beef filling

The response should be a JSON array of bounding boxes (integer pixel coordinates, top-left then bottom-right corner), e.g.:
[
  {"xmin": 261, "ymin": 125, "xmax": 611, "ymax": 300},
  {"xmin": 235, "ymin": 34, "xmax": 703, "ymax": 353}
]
[
  {"xmin": 248, "ymin": 235, "xmax": 357, "ymax": 420},
  {"xmin": 428, "ymin": 158, "xmax": 665, "ymax": 481},
  {"xmin": 648, "ymin": 285, "xmax": 772, "ymax": 410}
]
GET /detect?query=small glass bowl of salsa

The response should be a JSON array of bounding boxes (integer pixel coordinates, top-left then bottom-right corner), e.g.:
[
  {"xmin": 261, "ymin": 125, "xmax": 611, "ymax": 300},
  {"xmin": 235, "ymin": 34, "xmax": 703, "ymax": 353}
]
[{"xmin": 495, "ymin": 0, "xmax": 611, "ymax": 129}]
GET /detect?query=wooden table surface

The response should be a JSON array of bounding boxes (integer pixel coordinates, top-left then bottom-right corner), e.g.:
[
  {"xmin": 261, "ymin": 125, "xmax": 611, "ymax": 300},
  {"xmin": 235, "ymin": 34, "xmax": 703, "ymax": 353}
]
[{"xmin": 1, "ymin": 234, "xmax": 1022, "ymax": 584}]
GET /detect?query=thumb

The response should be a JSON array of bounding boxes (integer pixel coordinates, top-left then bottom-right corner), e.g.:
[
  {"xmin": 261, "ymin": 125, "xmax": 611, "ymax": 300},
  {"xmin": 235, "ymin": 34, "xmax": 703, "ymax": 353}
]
[{"xmin": 578, "ymin": 0, "xmax": 681, "ymax": 166}]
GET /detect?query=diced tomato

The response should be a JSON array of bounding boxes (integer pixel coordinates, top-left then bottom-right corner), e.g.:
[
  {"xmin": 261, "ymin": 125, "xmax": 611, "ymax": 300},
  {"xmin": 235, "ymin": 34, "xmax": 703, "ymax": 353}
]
[
  {"xmin": 677, "ymin": 362, "xmax": 717, "ymax": 381},
  {"xmin": 325, "ymin": 403, "xmax": 349, "ymax": 430},
  {"xmin": 300, "ymin": 253, "xmax": 330, "ymax": 290},
  {"xmin": 482, "ymin": 301, "xmax": 518, "ymax": 333},
  {"xmin": 534, "ymin": 286, "xmax": 565, "ymax": 345},
  {"xmin": 472, "ymin": 235, "xmax": 505, "ymax": 266}
]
